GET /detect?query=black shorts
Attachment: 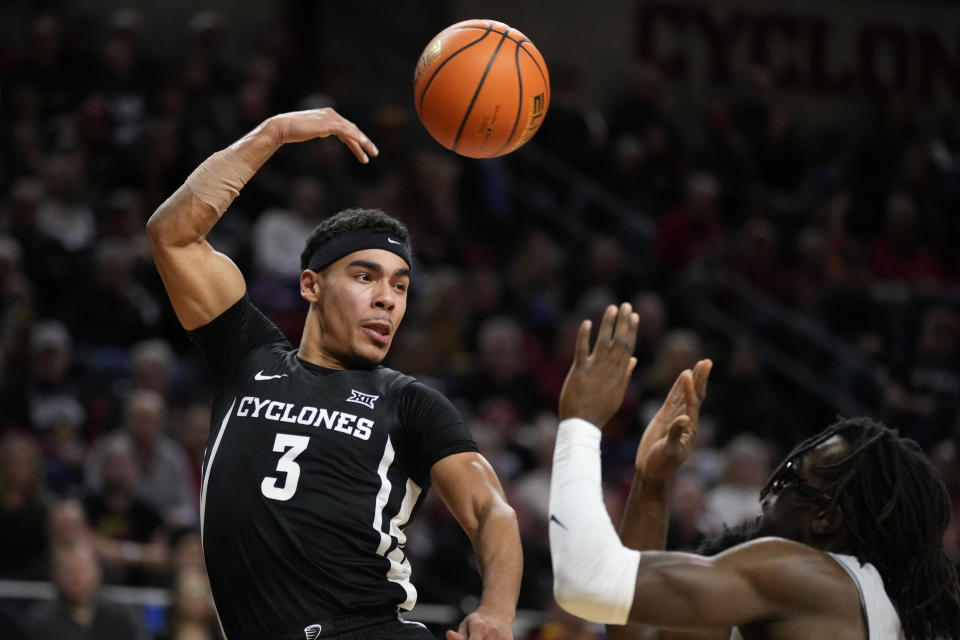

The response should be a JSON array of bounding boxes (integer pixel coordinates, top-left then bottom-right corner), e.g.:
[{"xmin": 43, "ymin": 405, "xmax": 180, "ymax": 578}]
[
  {"xmin": 242, "ymin": 612, "xmax": 434, "ymax": 640},
  {"xmin": 343, "ymin": 617, "xmax": 434, "ymax": 640}
]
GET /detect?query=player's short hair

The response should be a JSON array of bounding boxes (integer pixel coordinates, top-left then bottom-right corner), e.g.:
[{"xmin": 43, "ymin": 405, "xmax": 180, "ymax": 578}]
[{"xmin": 299, "ymin": 208, "xmax": 412, "ymax": 272}]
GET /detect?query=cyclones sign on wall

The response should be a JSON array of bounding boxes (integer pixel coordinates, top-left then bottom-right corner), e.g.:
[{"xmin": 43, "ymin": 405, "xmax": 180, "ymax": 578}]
[{"xmin": 636, "ymin": 1, "xmax": 960, "ymax": 102}]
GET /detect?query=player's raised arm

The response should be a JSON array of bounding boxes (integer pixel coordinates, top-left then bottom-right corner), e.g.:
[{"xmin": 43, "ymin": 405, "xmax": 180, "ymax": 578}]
[
  {"xmin": 146, "ymin": 108, "xmax": 378, "ymax": 330},
  {"xmin": 606, "ymin": 360, "xmax": 713, "ymax": 640},
  {"xmin": 548, "ymin": 310, "xmax": 858, "ymax": 634}
]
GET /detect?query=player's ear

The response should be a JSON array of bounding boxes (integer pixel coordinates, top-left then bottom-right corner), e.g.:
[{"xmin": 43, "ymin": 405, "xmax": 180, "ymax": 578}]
[
  {"xmin": 811, "ymin": 503, "xmax": 844, "ymax": 537},
  {"xmin": 300, "ymin": 269, "xmax": 322, "ymax": 303}
]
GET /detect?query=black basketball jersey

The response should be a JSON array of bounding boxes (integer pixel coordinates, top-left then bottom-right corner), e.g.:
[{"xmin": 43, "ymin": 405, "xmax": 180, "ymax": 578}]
[{"xmin": 189, "ymin": 295, "xmax": 477, "ymax": 640}]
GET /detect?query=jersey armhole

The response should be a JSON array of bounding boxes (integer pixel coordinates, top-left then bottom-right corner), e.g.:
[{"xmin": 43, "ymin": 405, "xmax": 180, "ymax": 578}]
[{"xmin": 826, "ymin": 553, "xmax": 870, "ymax": 639}]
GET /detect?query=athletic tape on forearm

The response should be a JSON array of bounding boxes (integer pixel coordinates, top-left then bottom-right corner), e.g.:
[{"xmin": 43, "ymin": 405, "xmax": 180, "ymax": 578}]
[
  {"xmin": 183, "ymin": 148, "xmax": 256, "ymax": 215},
  {"xmin": 549, "ymin": 418, "xmax": 641, "ymax": 624}
]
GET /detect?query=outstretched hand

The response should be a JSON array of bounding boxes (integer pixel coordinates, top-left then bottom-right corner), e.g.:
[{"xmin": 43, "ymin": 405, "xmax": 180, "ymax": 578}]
[
  {"xmin": 558, "ymin": 303, "xmax": 639, "ymax": 428},
  {"xmin": 266, "ymin": 108, "xmax": 379, "ymax": 163},
  {"xmin": 635, "ymin": 359, "xmax": 712, "ymax": 482}
]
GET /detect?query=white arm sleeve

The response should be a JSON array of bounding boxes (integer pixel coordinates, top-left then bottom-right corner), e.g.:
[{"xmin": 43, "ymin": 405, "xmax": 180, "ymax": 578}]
[{"xmin": 548, "ymin": 418, "xmax": 641, "ymax": 624}]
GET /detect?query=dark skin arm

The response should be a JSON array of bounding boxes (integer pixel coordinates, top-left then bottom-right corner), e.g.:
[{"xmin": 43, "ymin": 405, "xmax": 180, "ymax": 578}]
[
  {"xmin": 559, "ymin": 306, "xmax": 862, "ymax": 637},
  {"xmin": 626, "ymin": 538, "xmax": 861, "ymax": 637},
  {"xmin": 607, "ymin": 360, "xmax": 718, "ymax": 640}
]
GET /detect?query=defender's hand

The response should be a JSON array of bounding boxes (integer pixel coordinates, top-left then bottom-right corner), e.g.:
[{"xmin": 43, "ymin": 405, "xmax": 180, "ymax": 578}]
[
  {"xmin": 558, "ymin": 303, "xmax": 639, "ymax": 428},
  {"xmin": 636, "ymin": 359, "xmax": 712, "ymax": 481},
  {"xmin": 266, "ymin": 108, "xmax": 379, "ymax": 163},
  {"xmin": 446, "ymin": 609, "xmax": 513, "ymax": 640}
]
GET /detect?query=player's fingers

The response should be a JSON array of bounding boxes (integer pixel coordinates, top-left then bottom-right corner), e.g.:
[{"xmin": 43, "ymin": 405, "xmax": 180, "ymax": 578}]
[
  {"xmin": 693, "ymin": 359, "xmax": 712, "ymax": 401},
  {"xmin": 610, "ymin": 305, "xmax": 638, "ymax": 358},
  {"xmin": 682, "ymin": 369, "xmax": 699, "ymax": 414},
  {"xmin": 445, "ymin": 630, "xmax": 467, "ymax": 640},
  {"xmin": 665, "ymin": 368, "xmax": 690, "ymax": 408},
  {"xmin": 363, "ymin": 135, "xmax": 379, "ymax": 157},
  {"xmin": 342, "ymin": 137, "xmax": 370, "ymax": 163},
  {"xmin": 573, "ymin": 319, "xmax": 592, "ymax": 365},
  {"xmin": 325, "ymin": 121, "xmax": 375, "ymax": 163},
  {"xmin": 596, "ymin": 304, "xmax": 619, "ymax": 351},
  {"xmin": 339, "ymin": 119, "xmax": 380, "ymax": 158},
  {"xmin": 668, "ymin": 415, "xmax": 691, "ymax": 442}
]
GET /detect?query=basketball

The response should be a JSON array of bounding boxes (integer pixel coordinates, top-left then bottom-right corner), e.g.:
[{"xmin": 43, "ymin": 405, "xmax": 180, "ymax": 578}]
[{"xmin": 413, "ymin": 19, "xmax": 551, "ymax": 159}]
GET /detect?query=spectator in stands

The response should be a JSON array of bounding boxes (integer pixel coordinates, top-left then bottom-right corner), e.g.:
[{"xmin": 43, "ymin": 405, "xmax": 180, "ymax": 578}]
[
  {"xmin": 754, "ymin": 106, "xmax": 808, "ymax": 204},
  {"xmin": 24, "ymin": 542, "xmax": 149, "ymax": 640},
  {"xmin": 709, "ymin": 337, "xmax": 792, "ymax": 446},
  {"xmin": 86, "ymin": 389, "xmax": 196, "ymax": 528},
  {"xmin": 48, "ymin": 497, "xmax": 93, "ymax": 549},
  {"xmin": 0, "ymin": 234, "xmax": 33, "ymax": 324},
  {"xmin": 3, "ymin": 180, "xmax": 72, "ymax": 314},
  {"xmin": 576, "ymin": 232, "xmax": 636, "ymax": 304},
  {"xmin": 705, "ymin": 434, "xmax": 772, "ymax": 534},
  {"xmin": 869, "ymin": 191, "xmax": 943, "ymax": 284},
  {"xmin": 533, "ymin": 314, "xmax": 583, "ymax": 411},
  {"xmin": 695, "ymin": 99, "xmax": 754, "ymax": 221},
  {"xmin": 607, "ymin": 59, "xmax": 676, "ymax": 153},
  {"xmin": 729, "ymin": 216, "xmax": 788, "ymax": 299},
  {"xmin": 37, "ymin": 153, "xmax": 96, "ymax": 253},
  {"xmin": 654, "ymin": 171, "xmax": 726, "ymax": 274},
  {"xmin": 0, "ymin": 319, "xmax": 84, "ymax": 435},
  {"xmin": 510, "ymin": 413, "xmax": 563, "ymax": 609},
  {"xmin": 60, "ymin": 239, "xmax": 162, "ymax": 348},
  {"xmin": 249, "ymin": 176, "xmax": 324, "ymax": 315},
  {"xmin": 664, "ymin": 470, "xmax": 711, "ymax": 553},
  {"xmin": 630, "ymin": 290, "xmax": 668, "ymax": 368},
  {"xmin": 454, "ymin": 315, "xmax": 542, "ymax": 423},
  {"xmin": 168, "ymin": 527, "xmax": 205, "ymax": 576},
  {"xmin": 155, "ymin": 565, "xmax": 221, "ymax": 640},
  {"xmin": 82, "ymin": 436, "xmax": 168, "ymax": 586},
  {"xmin": 507, "ymin": 227, "xmax": 564, "ymax": 335},
  {"xmin": 129, "ymin": 337, "xmax": 177, "ymax": 398},
  {"xmin": 362, "ymin": 150, "xmax": 463, "ymax": 265},
  {"xmin": 892, "ymin": 305, "xmax": 960, "ymax": 448},
  {"xmin": 639, "ymin": 329, "xmax": 703, "ymax": 424},
  {"xmin": 173, "ymin": 403, "xmax": 209, "ymax": 507},
  {"xmin": 0, "ymin": 432, "xmax": 48, "ymax": 580},
  {"xmin": 252, "ymin": 176, "xmax": 323, "ymax": 281},
  {"xmin": 533, "ymin": 61, "xmax": 607, "ymax": 174}
]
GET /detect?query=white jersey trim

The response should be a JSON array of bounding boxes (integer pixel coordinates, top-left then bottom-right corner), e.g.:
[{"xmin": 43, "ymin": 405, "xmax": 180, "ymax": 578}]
[
  {"xmin": 731, "ymin": 553, "xmax": 901, "ymax": 640},
  {"xmin": 372, "ymin": 436, "xmax": 420, "ymax": 610},
  {"xmin": 200, "ymin": 397, "xmax": 236, "ymax": 539},
  {"xmin": 198, "ymin": 396, "xmax": 236, "ymax": 640}
]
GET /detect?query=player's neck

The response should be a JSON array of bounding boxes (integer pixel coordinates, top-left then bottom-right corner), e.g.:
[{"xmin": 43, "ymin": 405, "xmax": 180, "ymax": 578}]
[
  {"xmin": 298, "ymin": 311, "xmax": 347, "ymax": 370},
  {"xmin": 297, "ymin": 341, "xmax": 347, "ymax": 370},
  {"xmin": 815, "ymin": 534, "xmax": 854, "ymax": 556}
]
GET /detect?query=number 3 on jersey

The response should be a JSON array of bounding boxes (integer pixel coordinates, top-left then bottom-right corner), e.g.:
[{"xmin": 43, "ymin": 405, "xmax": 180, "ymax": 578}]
[{"xmin": 261, "ymin": 433, "xmax": 309, "ymax": 501}]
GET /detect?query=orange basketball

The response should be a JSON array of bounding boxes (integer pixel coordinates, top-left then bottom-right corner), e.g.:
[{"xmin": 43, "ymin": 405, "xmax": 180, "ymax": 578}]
[{"xmin": 413, "ymin": 19, "xmax": 550, "ymax": 159}]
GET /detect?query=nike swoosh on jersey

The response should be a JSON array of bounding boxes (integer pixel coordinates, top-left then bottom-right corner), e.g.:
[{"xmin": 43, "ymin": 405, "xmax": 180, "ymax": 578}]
[
  {"xmin": 549, "ymin": 514, "xmax": 568, "ymax": 530},
  {"xmin": 254, "ymin": 370, "xmax": 288, "ymax": 381}
]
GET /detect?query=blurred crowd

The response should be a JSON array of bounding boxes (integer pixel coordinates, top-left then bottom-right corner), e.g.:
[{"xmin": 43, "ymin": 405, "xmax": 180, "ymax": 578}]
[{"xmin": 1, "ymin": 6, "xmax": 959, "ymax": 640}]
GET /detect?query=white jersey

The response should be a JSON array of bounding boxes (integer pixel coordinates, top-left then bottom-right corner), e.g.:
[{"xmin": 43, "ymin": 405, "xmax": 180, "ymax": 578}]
[{"xmin": 729, "ymin": 552, "xmax": 900, "ymax": 640}]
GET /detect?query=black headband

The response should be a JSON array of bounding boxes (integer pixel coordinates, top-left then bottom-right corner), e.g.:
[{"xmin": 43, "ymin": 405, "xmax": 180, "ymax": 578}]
[{"xmin": 306, "ymin": 229, "xmax": 412, "ymax": 273}]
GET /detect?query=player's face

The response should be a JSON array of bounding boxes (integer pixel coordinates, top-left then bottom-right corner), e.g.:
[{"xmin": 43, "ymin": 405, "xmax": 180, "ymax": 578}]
[
  {"xmin": 315, "ymin": 249, "xmax": 410, "ymax": 368},
  {"xmin": 757, "ymin": 436, "xmax": 845, "ymax": 542}
]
